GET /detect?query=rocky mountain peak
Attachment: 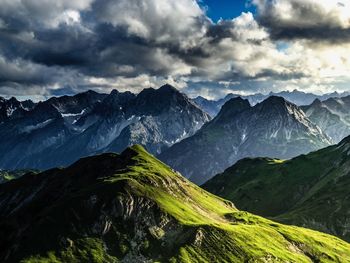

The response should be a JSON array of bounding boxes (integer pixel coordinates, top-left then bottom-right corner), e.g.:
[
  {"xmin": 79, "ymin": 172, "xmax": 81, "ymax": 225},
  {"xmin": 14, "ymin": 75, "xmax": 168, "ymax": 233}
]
[
  {"xmin": 158, "ymin": 83, "xmax": 179, "ymax": 93},
  {"xmin": 220, "ymin": 97, "xmax": 250, "ymax": 113},
  {"xmin": 261, "ymin": 95, "xmax": 287, "ymax": 106},
  {"xmin": 215, "ymin": 97, "xmax": 251, "ymax": 122},
  {"xmin": 257, "ymin": 96, "xmax": 303, "ymax": 117},
  {"xmin": 8, "ymin": 97, "xmax": 19, "ymax": 104},
  {"xmin": 103, "ymin": 90, "xmax": 135, "ymax": 107},
  {"xmin": 134, "ymin": 84, "xmax": 197, "ymax": 115},
  {"xmin": 310, "ymin": 98, "xmax": 322, "ymax": 106}
]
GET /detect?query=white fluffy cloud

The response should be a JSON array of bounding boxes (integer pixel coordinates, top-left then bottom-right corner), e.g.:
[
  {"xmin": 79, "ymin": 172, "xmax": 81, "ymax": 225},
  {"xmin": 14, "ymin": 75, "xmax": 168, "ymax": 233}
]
[{"xmin": 93, "ymin": 0, "xmax": 207, "ymax": 47}]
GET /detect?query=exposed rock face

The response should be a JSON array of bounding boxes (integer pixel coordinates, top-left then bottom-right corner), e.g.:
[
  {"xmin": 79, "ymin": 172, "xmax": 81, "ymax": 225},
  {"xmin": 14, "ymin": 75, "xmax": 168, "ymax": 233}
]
[
  {"xmin": 302, "ymin": 96, "xmax": 350, "ymax": 143},
  {"xmin": 106, "ymin": 84, "xmax": 210, "ymax": 155},
  {"xmin": 0, "ymin": 97, "xmax": 35, "ymax": 123},
  {"xmin": 160, "ymin": 96, "xmax": 331, "ymax": 184},
  {"xmin": 0, "ymin": 85, "xmax": 210, "ymax": 170}
]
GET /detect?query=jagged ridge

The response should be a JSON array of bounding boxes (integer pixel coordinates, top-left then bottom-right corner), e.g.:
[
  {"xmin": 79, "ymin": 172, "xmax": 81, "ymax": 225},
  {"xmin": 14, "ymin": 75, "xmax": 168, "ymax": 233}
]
[{"xmin": 160, "ymin": 96, "xmax": 331, "ymax": 184}]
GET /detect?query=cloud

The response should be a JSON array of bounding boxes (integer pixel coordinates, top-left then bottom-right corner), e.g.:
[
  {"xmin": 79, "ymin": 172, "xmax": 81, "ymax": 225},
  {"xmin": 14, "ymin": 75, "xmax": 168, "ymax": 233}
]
[
  {"xmin": 0, "ymin": 0, "xmax": 350, "ymax": 98},
  {"xmin": 0, "ymin": 0, "xmax": 93, "ymax": 28},
  {"xmin": 253, "ymin": 0, "xmax": 350, "ymax": 42},
  {"xmin": 92, "ymin": 0, "xmax": 207, "ymax": 45}
]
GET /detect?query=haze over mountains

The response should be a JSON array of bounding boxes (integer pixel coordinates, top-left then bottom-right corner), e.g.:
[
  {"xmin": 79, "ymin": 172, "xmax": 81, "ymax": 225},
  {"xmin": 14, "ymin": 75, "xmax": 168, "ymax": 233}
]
[{"xmin": 194, "ymin": 90, "xmax": 350, "ymax": 117}]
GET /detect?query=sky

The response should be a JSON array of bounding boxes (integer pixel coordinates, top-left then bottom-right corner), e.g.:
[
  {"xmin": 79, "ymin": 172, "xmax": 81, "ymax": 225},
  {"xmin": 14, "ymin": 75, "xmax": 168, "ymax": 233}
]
[
  {"xmin": 201, "ymin": 1, "xmax": 254, "ymax": 21},
  {"xmin": 0, "ymin": 0, "xmax": 350, "ymax": 101}
]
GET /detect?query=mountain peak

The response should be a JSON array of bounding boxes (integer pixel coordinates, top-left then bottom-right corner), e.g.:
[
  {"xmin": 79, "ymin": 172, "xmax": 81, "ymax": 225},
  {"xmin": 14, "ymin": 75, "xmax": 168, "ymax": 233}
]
[
  {"xmin": 8, "ymin": 97, "xmax": 19, "ymax": 103},
  {"xmin": 79, "ymin": 89, "xmax": 99, "ymax": 96},
  {"xmin": 263, "ymin": 95, "xmax": 287, "ymax": 105},
  {"xmin": 258, "ymin": 96, "xmax": 300, "ymax": 114},
  {"xmin": 121, "ymin": 144, "xmax": 148, "ymax": 158},
  {"xmin": 216, "ymin": 97, "xmax": 251, "ymax": 121},
  {"xmin": 310, "ymin": 98, "xmax": 322, "ymax": 106},
  {"xmin": 110, "ymin": 89, "xmax": 119, "ymax": 95},
  {"xmin": 135, "ymin": 84, "xmax": 193, "ymax": 115},
  {"xmin": 158, "ymin": 83, "xmax": 178, "ymax": 93}
]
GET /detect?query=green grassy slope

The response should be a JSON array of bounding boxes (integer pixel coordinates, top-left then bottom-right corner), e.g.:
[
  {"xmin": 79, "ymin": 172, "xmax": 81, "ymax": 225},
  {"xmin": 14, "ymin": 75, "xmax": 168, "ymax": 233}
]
[
  {"xmin": 203, "ymin": 136, "xmax": 350, "ymax": 241},
  {"xmin": 1, "ymin": 145, "xmax": 350, "ymax": 262}
]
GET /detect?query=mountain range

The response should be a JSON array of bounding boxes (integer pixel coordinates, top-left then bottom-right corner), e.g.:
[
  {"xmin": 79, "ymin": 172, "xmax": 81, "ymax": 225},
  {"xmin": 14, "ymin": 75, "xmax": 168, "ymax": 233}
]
[
  {"xmin": 160, "ymin": 96, "xmax": 332, "ymax": 184},
  {"xmin": 0, "ymin": 85, "xmax": 210, "ymax": 170},
  {"xmin": 1, "ymin": 145, "xmax": 349, "ymax": 262},
  {"xmin": 203, "ymin": 135, "xmax": 350, "ymax": 242},
  {"xmin": 194, "ymin": 90, "xmax": 350, "ymax": 117},
  {"xmin": 3, "ymin": 85, "xmax": 350, "ymax": 186},
  {"xmin": 301, "ymin": 96, "xmax": 350, "ymax": 143},
  {"xmin": 0, "ymin": 96, "xmax": 36, "ymax": 123}
]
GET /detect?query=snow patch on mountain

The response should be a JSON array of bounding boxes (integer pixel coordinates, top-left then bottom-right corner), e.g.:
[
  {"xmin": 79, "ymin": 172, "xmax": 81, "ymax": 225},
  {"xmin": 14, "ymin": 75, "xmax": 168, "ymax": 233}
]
[{"xmin": 21, "ymin": 119, "xmax": 54, "ymax": 133}]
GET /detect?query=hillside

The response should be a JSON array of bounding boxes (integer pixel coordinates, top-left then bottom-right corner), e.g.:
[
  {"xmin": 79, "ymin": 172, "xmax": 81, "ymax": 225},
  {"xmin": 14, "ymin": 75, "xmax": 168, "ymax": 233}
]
[
  {"xmin": 203, "ymin": 136, "xmax": 350, "ymax": 241},
  {"xmin": 160, "ymin": 96, "xmax": 331, "ymax": 184},
  {"xmin": 0, "ymin": 146, "xmax": 349, "ymax": 262}
]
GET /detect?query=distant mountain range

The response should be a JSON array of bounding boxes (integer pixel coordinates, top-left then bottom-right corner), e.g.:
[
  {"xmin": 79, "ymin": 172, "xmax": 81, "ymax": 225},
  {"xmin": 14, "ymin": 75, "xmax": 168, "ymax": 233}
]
[
  {"xmin": 203, "ymin": 135, "xmax": 350, "ymax": 242},
  {"xmin": 1, "ymin": 145, "xmax": 349, "ymax": 262},
  {"xmin": 194, "ymin": 90, "xmax": 350, "ymax": 117},
  {"xmin": 160, "ymin": 96, "xmax": 331, "ymax": 184},
  {"xmin": 302, "ymin": 96, "xmax": 350, "ymax": 143},
  {"xmin": 0, "ymin": 85, "xmax": 210, "ymax": 170}
]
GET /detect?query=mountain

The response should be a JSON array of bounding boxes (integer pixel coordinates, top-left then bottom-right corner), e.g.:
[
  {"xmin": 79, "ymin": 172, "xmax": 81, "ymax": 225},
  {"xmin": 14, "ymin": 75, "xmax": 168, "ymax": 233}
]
[
  {"xmin": 0, "ymin": 90, "xmax": 107, "ymax": 170},
  {"xmin": 0, "ymin": 85, "xmax": 210, "ymax": 170},
  {"xmin": 203, "ymin": 135, "xmax": 350, "ymax": 241},
  {"xmin": 268, "ymin": 90, "xmax": 348, "ymax": 107},
  {"xmin": 194, "ymin": 90, "xmax": 350, "ymax": 117},
  {"xmin": 1, "ymin": 145, "xmax": 349, "ymax": 262},
  {"xmin": 193, "ymin": 93, "xmax": 265, "ymax": 117},
  {"xmin": 0, "ymin": 96, "xmax": 35, "ymax": 123},
  {"xmin": 160, "ymin": 96, "xmax": 331, "ymax": 184},
  {"xmin": 302, "ymin": 96, "xmax": 350, "ymax": 143},
  {"xmin": 106, "ymin": 84, "xmax": 210, "ymax": 154}
]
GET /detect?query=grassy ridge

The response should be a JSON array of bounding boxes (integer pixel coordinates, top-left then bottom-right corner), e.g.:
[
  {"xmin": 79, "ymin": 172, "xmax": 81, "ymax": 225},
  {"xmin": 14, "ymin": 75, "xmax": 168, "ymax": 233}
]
[
  {"xmin": 203, "ymin": 138, "xmax": 350, "ymax": 241},
  {"xmin": 1, "ymin": 145, "xmax": 350, "ymax": 262}
]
